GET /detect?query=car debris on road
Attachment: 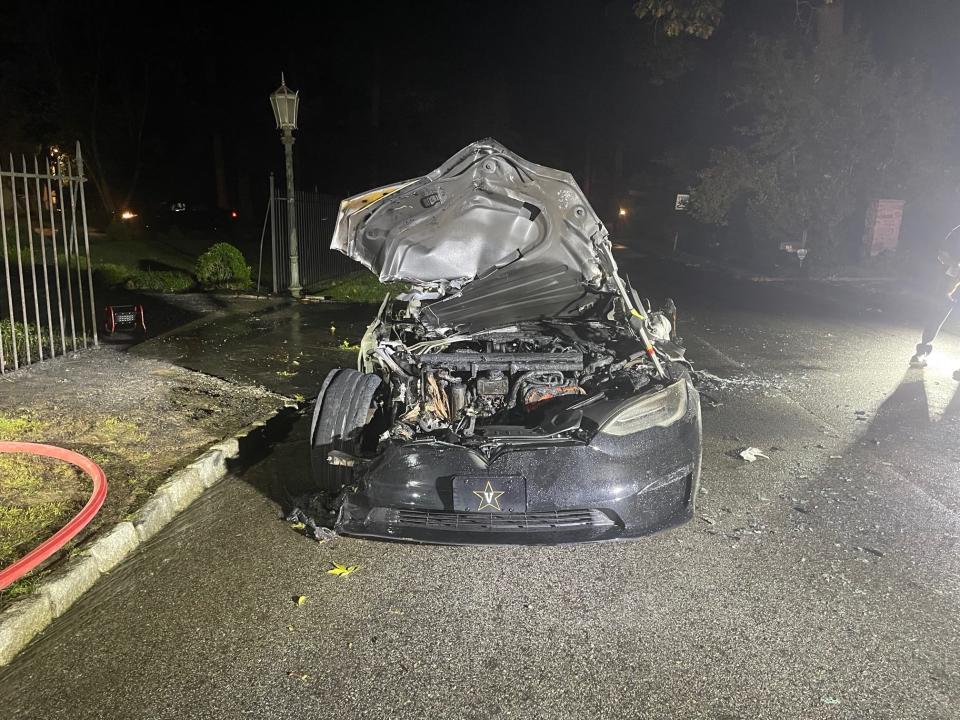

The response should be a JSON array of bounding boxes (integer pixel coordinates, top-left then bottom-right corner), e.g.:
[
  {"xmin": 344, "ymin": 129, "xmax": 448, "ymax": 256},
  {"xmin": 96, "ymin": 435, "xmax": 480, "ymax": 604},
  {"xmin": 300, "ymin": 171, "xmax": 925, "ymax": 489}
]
[{"xmin": 738, "ymin": 447, "xmax": 769, "ymax": 462}]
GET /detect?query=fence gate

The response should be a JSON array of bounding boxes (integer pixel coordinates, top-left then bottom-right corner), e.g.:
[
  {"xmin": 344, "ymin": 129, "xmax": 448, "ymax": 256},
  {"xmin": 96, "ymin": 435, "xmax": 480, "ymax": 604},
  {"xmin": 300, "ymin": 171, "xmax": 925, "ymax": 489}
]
[
  {"xmin": 267, "ymin": 174, "xmax": 357, "ymax": 293},
  {"xmin": 0, "ymin": 142, "xmax": 98, "ymax": 374}
]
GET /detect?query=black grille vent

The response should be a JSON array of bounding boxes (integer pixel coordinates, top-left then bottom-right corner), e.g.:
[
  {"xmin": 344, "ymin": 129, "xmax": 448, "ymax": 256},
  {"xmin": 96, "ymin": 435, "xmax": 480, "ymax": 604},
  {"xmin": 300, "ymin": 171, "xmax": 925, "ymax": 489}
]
[{"xmin": 391, "ymin": 508, "xmax": 616, "ymax": 532}]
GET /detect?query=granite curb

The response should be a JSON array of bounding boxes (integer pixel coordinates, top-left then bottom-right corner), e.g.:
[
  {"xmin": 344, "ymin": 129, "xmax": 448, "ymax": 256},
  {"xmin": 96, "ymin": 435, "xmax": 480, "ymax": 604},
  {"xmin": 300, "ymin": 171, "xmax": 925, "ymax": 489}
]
[{"xmin": 0, "ymin": 403, "xmax": 294, "ymax": 665}]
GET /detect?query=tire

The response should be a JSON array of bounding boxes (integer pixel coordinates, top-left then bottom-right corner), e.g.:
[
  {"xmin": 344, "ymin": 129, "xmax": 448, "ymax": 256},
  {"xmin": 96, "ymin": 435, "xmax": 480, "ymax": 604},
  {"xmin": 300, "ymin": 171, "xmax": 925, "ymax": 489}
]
[{"xmin": 309, "ymin": 368, "xmax": 381, "ymax": 493}]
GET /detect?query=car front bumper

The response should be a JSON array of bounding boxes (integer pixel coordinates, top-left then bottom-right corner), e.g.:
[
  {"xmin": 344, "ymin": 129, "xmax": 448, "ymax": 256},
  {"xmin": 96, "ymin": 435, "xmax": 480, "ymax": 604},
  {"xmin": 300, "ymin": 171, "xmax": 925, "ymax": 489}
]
[{"xmin": 334, "ymin": 390, "xmax": 702, "ymax": 545}]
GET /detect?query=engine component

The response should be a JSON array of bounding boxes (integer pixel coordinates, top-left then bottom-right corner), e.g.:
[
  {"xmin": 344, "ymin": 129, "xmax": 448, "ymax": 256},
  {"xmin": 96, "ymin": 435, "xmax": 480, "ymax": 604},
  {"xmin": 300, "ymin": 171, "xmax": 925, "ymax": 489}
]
[
  {"xmin": 425, "ymin": 372, "xmax": 449, "ymax": 420},
  {"xmin": 477, "ymin": 370, "xmax": 509, "ymax": 396},
  {"xmin": 448, "ymin": 381, "xmax": 466, "ymax": 418},
  {"xmin": 419, "ymin": 351, "xmax": 583, "ymax": 372},
  {"xmin": 522, "ymin": 382, "xmax": 584, "ymax": 410}
]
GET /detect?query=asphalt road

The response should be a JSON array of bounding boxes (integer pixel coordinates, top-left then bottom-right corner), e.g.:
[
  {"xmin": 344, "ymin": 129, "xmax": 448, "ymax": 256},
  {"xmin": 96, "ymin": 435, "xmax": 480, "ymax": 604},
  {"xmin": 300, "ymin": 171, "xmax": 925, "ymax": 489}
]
[{"xmin": 2, "ymin": 258, "xmax": 960, "ymax": 719}]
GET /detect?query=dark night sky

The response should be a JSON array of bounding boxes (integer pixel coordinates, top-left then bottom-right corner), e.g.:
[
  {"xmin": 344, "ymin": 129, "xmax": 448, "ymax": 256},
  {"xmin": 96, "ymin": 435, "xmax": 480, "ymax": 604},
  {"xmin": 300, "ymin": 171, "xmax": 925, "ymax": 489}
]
[{"xmin": 3, "ymin": 0, "xmax": 959, "ymax": 223}]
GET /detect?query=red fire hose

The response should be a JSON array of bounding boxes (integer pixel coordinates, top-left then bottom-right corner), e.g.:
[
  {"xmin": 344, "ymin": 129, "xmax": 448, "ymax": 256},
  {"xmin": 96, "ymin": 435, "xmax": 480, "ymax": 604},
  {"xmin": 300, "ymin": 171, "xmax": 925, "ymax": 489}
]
[{"xmin": 0, "ymin": 442, "xmax": 107, "ymax": 591}]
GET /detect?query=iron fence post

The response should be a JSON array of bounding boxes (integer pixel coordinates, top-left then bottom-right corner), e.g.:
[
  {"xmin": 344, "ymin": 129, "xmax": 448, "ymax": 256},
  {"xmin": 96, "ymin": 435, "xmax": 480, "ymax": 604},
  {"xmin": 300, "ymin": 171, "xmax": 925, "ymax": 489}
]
[
  {"xmin": 65, "ymin": 158, "xmax": 87, "ymax": 348},
  {"xmin": 10, "ymin": 154, "xmax": 31, "ymax": 364},
  {"xmin": 21, "ymin": 156, "xmax": 44, "ymax": 361},
  {"xmin": 44, "ymin": 166, "xmax": 67, "ymax": 356},
  {"xmin": 0, "ymin": 169, "xmax": 14, "ymax": 371},
  {"xmin": 56, "ymin": 166, "xmax": 78, "ymax": 352},
  {"xmin": 75, "ymin": 143, "xmax": 98, "ymax": 347},
  {"xmin": 32, "ymin": 156, "xmax": 55, "ymax": 355}
]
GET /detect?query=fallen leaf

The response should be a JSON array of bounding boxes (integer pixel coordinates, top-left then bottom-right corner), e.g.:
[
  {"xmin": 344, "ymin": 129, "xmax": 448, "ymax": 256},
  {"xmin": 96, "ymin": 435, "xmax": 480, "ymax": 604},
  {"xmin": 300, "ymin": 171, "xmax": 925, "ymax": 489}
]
[
  {"xmin": 296, "ymin": 595, "xmax": 308, "ymax": 606},
  {"xmin": 327, "ymin": 562, "xmax": 359, "ymax": 577},
  {"xmin": 290, "ymin": 522, "xmax": 306, "ymax": 530}
]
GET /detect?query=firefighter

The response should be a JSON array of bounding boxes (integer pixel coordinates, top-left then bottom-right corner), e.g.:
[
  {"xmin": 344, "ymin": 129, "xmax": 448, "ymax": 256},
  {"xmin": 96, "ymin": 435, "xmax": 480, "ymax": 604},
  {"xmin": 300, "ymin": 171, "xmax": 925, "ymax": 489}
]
[{"xmin": 909, "ymin": 224, "xmax": 960, "ymax": 380}]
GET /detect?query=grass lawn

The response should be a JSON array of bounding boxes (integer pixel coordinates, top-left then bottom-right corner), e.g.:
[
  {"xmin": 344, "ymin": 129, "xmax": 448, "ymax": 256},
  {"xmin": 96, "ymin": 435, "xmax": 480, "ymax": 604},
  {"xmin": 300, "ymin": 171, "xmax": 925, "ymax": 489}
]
[
  {"xmin": 311, "ymin": 270, "xmax": 407, "ymax": 303},
  {"xmin": 0, "ymin": 456, "xmax": 83, "ymax": 569},
  {"xmin": 86, "ymin": 227, "xmax": 199, "ymax": 273},
  {"xmin": 0, "ymin": 415, "xmax": 114, "ymax": 592},
  {"xmin": 83, "ymin": 225, "xmax": 257, "ymax": 292}
]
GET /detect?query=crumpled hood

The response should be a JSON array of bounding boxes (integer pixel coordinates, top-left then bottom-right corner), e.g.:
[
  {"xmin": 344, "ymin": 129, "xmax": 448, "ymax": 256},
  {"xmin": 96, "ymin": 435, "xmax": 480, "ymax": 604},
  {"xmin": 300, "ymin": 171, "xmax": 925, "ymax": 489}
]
[{"xmin": 331, "ymin": 139, "xmax": 610, "ymax": 294}]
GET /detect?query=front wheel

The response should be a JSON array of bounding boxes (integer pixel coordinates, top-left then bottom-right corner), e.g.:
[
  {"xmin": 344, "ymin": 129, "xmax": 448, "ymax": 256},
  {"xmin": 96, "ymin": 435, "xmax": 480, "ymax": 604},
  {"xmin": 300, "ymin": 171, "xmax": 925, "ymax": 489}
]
[{"xmin": 309, "ymin": 368, "xmax": 381, "ymax": 494}]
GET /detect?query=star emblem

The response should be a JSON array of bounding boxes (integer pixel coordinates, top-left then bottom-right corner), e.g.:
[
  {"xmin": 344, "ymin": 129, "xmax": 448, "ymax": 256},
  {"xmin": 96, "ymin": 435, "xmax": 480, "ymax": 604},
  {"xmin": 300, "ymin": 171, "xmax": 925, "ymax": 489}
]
[{"xmin": 472, "ymin": 480, "xmax": 505, "ymax": 511}]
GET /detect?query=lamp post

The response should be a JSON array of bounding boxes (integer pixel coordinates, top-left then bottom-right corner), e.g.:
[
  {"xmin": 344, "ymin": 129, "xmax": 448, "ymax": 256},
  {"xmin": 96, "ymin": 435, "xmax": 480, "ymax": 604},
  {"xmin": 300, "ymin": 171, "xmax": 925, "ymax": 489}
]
[{"xmin": 270, "ymin": 74, "xmax": 302, "ymax": 298}]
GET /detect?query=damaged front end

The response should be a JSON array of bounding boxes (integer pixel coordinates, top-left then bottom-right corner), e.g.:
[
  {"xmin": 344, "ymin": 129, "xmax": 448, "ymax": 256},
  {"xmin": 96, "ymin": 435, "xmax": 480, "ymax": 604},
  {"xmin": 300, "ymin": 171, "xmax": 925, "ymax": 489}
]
[{"xmin": 310, "ymin": 139, "xmax": 701, "ymax": 544}]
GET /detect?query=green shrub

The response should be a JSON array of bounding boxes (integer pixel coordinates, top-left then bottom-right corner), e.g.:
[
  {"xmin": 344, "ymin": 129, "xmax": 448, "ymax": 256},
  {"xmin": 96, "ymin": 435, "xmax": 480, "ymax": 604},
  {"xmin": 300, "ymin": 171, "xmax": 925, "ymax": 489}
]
[
  {"xmin": 124, "ymin": 270, "xmax": 195, "ymax": 293},
  {"xmin": 94, "ymin": 263, "xmax": 133, "ymax": 287},
  {"xmin": 195, "ymin": 242, "xmax": 251, "ymax": 289}
]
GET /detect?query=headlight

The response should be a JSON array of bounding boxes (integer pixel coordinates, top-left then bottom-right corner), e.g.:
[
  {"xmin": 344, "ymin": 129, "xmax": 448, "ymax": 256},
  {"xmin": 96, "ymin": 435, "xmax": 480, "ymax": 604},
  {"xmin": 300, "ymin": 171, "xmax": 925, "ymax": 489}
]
[{"xmin": 599, "ymin": 379, "xmax": 688, "ymax": 436}]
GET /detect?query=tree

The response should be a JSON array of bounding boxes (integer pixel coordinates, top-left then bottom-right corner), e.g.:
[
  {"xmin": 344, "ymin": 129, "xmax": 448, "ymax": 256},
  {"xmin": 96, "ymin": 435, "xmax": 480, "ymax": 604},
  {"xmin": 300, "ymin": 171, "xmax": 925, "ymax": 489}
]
[
  {"xmin": 690, "ymin": 22, "xmax": 953, "ymax": 265},
  {"xmin": 0, "ymin": 1, "xmax": 162, "ymax": 219},
  {"xmin": 633, "ymin": 0, "xmax": 724, "ymax": 39}
]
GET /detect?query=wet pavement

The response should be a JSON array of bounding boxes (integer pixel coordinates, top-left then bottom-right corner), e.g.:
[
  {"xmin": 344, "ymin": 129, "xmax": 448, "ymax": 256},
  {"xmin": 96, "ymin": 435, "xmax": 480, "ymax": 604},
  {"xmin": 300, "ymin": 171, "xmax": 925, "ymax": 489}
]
[
  {"xmin": 130, "ymin": 299, "xmax": 372, "ymax": 397},
  {"xmin": 2, "ymin": 259, "xmax": 960, "ymax": 719}
]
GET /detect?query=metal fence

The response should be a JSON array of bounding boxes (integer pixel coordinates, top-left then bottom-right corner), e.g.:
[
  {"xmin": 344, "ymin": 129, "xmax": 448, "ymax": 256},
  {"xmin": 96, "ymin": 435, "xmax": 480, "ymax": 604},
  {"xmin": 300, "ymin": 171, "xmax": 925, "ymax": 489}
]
[
  {"xmin": 0, "ymin": 142, "xmax": 98, "ymax": 374},
  {"xmin": 266, "ymin": 174, "xmax": 357, "ymax": 293}
]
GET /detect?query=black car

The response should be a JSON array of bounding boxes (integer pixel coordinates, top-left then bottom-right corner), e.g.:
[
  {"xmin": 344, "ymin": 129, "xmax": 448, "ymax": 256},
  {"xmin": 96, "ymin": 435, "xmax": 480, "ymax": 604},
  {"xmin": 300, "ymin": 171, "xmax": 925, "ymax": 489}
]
[{"xmin": 309, "ymin": 139, "xmax": 701, "ymax": 545}]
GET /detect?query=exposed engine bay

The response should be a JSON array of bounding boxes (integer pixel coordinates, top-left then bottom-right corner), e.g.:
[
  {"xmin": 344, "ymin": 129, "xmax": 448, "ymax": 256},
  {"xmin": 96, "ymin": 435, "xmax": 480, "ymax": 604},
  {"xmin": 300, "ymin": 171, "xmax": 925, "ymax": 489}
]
[{"xmin": 359, "ymin": 290, "xmax": 687, "ymax": 446}]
